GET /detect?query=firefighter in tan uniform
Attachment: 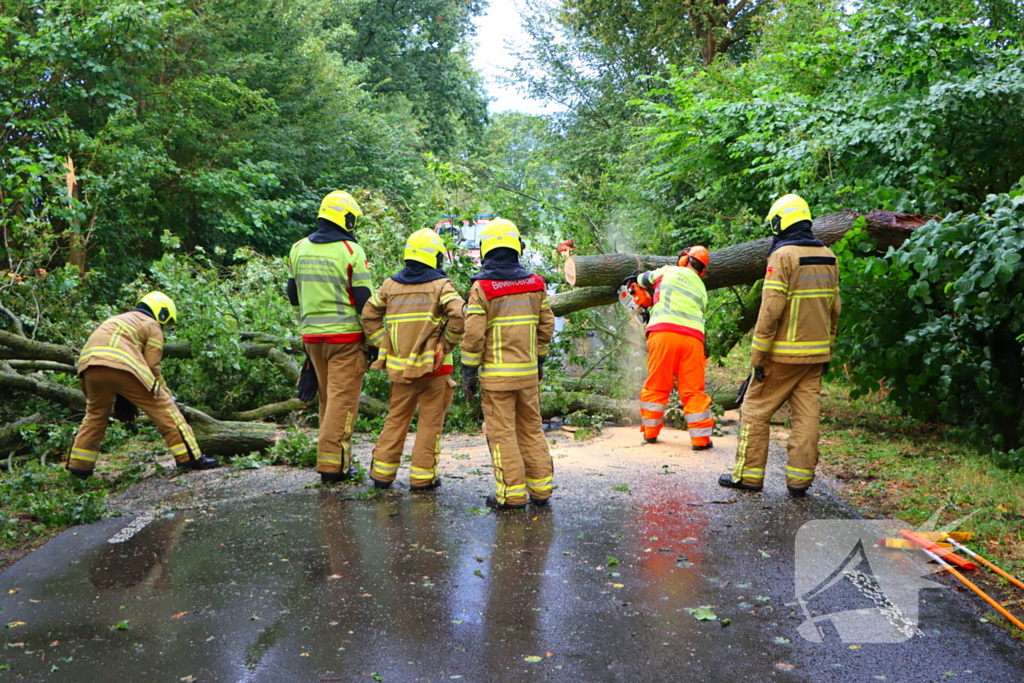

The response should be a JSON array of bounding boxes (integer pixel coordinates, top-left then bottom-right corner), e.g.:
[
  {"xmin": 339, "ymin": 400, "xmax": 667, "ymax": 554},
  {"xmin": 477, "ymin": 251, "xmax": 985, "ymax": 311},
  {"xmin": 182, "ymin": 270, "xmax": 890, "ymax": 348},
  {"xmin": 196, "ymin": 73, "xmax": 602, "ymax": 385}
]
[
  {"xmin": 719, "ymin": 194, "xmax": 841, "ymax": 497},
  {"xmin": 361, "ymin": 229, "xmax": 466, "ymax": 491},
  {"xmin": 287, "ymin": 191, "xmax": 374, "ymax": 484},
  {"xmin": 461, "ymin": 219, "xmax": 556, "ymax": 510},
  {"xmin": 66, "ymin": 292, "xmax": 219, "ymax": 479}
]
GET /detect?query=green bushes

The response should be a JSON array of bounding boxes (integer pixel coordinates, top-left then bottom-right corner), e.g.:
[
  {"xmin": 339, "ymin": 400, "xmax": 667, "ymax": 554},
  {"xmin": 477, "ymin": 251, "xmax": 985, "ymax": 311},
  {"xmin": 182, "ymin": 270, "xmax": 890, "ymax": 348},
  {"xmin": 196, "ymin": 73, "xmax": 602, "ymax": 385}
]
[
  {"xmin": 0, "ymin": 466, "xmax": 112, "ymax": 552},
  {"xmin": 836, "ymin": 191, "xmax": 1024, "ymax": 468}
]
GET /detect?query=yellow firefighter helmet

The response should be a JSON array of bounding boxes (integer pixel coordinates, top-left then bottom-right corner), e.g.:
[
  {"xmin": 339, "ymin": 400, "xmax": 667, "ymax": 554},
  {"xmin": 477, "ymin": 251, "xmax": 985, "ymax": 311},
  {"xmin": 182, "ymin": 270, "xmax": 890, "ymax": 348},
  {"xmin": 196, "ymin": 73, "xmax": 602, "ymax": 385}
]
[
  {"xmin": 138, "ymin": 291, "xmax": 177, "ymax": 325},
  {"xmin": 479, "ymin": 218, "xmax": 522, "ymax": 258},
  {"xmin": 766, "ymin": 194, "xmax": 812, "ymax": 234},
  {"xmin": 318, "ymin": 190, "xmax": 363, "ymax": 228},
  {"xmin": 404, "ymin": 228, "xmax": 446, "ymax": 267}
]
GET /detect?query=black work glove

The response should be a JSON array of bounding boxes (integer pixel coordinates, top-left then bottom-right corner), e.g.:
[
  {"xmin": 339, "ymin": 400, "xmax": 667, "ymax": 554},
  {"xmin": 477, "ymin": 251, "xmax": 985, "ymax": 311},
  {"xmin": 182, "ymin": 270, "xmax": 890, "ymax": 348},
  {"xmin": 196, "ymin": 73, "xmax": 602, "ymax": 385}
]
[
  {"xmin": 366, "ymin": 346, "xmax": 379, "ymax": 364},
  {"xmin": 462, "ymin": 365, "xmax": 479, "ymax": 397},
  {"xmin": 822, "ymin": 361, "xmax": 830, "ymax": 377},
  {"xmin": 537, "ymin": 355, "xmax": 546, "ymax": 382},
  {"xmin": 754, "ymin": 366, "xmax": 765, "ymax": 383},
  {"xmin": 298, "ymin": 354, "xmax": 318, "ymax": 402}
]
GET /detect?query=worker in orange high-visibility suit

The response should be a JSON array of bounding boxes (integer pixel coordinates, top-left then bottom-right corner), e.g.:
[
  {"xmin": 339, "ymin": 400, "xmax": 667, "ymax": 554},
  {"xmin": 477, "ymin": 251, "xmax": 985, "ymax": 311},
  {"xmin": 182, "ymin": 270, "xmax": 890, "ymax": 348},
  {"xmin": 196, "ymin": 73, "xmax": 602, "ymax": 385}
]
[{"xmin": 634, "ymin": 246, "xmax": 715, "ymax": 450}]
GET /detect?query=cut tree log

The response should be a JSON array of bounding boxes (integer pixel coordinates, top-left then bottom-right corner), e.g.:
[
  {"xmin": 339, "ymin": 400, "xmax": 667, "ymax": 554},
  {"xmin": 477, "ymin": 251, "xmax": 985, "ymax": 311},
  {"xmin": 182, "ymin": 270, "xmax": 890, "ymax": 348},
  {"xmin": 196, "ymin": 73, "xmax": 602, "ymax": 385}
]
[
  {"xmin": 550, "ymin": 286, "xmax": 619, "ymax": 317},
  {"xmin": 560, "ymin": 210, "xmax": 927, "ymax": 291},
  {"xmin": 190, "ymin": 421, "xmax": 279, "ymax": 457}
]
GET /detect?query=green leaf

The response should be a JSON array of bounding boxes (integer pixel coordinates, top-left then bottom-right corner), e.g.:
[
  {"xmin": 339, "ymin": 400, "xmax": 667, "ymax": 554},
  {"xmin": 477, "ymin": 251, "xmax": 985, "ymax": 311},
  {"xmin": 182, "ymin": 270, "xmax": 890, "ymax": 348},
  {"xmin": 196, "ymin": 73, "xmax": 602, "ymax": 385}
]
[{"xmin": 685, "ymin": 606, "xmax": 718, "ymax": 621}]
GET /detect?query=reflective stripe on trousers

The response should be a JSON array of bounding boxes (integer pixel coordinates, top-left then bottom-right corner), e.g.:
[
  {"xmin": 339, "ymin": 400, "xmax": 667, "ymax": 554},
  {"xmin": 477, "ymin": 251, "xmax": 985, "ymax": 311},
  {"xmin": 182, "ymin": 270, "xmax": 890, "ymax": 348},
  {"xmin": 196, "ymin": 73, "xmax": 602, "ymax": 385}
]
[{"xmin": 639, "ymin": 331, "xmax": 713, "ymax": 446}]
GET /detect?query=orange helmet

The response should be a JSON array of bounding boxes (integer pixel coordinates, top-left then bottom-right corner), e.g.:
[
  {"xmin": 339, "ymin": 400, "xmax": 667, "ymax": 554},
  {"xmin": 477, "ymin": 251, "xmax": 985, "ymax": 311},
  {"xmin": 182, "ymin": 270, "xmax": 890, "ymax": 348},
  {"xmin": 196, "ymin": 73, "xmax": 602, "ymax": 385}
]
[{"xmin": 678, "ymin": 246, "xmax": 709, "ymax": 278}]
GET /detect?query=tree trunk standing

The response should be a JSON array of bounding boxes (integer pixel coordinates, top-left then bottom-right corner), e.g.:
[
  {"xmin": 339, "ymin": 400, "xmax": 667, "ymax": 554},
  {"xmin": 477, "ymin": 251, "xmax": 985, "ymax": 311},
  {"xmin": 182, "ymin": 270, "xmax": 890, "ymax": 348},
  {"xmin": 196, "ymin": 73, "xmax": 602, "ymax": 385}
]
[
  {"xmin": 63, "ymin": 157, "xmax": 87, "ymax": 276},
  {"xmin": 561, "ymin": 210, "xmax": 926, "ymax": 290}
]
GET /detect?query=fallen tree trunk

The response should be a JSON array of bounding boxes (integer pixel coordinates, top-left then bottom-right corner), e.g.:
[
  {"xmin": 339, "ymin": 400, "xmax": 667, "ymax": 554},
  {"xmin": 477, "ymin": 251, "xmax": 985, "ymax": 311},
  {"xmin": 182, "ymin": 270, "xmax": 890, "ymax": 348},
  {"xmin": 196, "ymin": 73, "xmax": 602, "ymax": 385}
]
[
  {"xmin": 550, "ymin": 286, "xmax": 619, "ymax": 317},
  {"xmin": 560, "ymin": 210, "xmax": 926, "ymax": 291},
  {"xmin": 0, "ymin": 362, "xmax": 279, "ymax": 455},
  {"xmin": 0, "ymin": 330, "xmax": 305, "ymax": 364},
  {"xmin": 5, "ymin": 360, "xmax": 78, "ymax": 375},
  {"xmin": 191, "ymin": 421, "xmax": 279, "ymax": 456}
]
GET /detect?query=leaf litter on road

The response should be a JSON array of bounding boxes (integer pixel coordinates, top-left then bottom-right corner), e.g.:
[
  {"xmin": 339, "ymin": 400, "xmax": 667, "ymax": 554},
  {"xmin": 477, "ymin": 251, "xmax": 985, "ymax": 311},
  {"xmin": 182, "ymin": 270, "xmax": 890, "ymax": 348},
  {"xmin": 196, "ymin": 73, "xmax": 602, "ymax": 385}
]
[{"xmin": 685, "ymin": 606, "xmax": 718, "ymax": 621}]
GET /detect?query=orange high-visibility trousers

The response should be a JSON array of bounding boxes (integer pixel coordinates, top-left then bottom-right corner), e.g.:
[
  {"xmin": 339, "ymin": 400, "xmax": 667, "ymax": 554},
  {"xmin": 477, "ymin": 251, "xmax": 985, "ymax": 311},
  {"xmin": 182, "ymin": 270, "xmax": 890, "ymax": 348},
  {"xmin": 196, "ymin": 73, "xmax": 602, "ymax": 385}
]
[{"xmin": 640, "ymin": 331, "xmax": 714, "ymax": 447}]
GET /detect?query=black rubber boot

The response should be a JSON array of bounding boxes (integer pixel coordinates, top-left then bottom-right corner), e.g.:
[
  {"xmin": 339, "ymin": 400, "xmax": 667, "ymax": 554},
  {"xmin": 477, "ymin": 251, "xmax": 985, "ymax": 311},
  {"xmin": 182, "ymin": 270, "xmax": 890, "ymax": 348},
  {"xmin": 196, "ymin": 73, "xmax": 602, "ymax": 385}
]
[
  {"xmin": 529, "ymin": 497, "xmax": 550, "ymax": 507},
  {"xmin": 410, "ymin": 479, "xmax": 442, "ymax": 492},
  {"xmin": 372, "ymin": 478, "xmax": 392, "ymax": 490},
  {"xmin": 67, "ymin": 467, "xmax": 92, "ymax": 481},
  {"xmin": 717, "ymin": 473, "xmax": 763, "ymax": 492},
  {"xmin": 179, "ymin": 455, "xmax": 220, "ymax": 471},
  {"xmin": 787, "ymin": 485, "xmax": 809, "ymax": 498},
  {"xmin": 321, "ymin": 466, "xmax": 357, "ymax": 484},
  {"xmin": 693, "ymin": 440, "xmax": 714, "ymax": 451},
  {"xmin": 320, "ymin": 471, "xmax": 345, "ymax": 484},
  {"xmin": 485, "ymin": 494, "xmax": 527, "ymax": 511}
]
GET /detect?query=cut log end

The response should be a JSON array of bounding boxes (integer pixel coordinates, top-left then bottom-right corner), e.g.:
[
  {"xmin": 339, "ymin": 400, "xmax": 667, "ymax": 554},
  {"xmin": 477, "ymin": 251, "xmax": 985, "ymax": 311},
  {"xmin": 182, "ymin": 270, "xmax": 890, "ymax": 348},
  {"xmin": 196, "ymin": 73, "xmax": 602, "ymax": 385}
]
[{"xmin": 564, "ymin": 256, "xmax": 577, "ymax": 287}]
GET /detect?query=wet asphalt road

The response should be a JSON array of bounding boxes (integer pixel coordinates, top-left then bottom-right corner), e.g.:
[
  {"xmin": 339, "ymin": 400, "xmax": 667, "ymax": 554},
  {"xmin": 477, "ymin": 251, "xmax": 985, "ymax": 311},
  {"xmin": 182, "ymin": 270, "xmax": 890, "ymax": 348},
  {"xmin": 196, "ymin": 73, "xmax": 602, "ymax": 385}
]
[{"xmin": 1, "ymin": 426, "xmax": 1023, "ymax": 682}]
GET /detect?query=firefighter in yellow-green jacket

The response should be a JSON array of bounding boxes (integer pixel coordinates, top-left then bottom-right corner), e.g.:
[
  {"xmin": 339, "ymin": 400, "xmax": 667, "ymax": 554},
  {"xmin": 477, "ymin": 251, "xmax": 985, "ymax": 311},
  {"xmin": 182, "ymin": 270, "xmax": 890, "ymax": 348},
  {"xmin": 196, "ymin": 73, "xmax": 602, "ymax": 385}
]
[
  {"xmin": 462, "ymin": 219, "xmax": 556, "ymax": 510},
  {"xmin": 288, "ymin": 191, "xmax": 374, "ymax": 484},
  {"xmin": 719, "ymin": 194, "xmax": 841, "ymax": 498},
  {"xmin": 361, "ymin": 229, "xmax": 466, "ymax": 491}
]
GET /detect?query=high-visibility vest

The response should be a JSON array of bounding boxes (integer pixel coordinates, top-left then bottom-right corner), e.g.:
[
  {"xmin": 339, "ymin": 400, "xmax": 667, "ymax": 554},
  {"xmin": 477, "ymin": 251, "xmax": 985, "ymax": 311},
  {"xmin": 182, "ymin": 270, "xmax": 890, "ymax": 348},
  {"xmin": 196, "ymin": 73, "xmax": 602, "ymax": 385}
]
[
  {"xmin": 637, "ymin": 266, "xmax": 707, "ymax": 340},
  {"xmin": 288, "ymin": 238, "xmax": 372, "ymax": 337}
]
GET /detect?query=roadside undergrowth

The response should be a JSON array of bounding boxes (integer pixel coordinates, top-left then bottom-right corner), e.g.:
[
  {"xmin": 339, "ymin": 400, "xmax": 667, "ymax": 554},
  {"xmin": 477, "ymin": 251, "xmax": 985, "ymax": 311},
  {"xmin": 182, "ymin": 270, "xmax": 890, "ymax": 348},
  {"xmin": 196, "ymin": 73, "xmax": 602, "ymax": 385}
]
[{"xmin": 817, "ymin": 381, "xmax": 1023, "ymax": 577}]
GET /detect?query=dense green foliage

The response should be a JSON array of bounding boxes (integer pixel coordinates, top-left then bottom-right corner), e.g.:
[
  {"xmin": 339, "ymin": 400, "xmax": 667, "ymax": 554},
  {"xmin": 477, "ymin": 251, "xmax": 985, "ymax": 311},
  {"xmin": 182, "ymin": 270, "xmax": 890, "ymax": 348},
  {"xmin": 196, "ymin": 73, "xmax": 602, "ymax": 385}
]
[
  {"xmin": 639, "ymin": 7, "xmax": 1024, "ymax": 237},
  {"xmin": 835, "ymin": 191, "xmax": 1024, "ymax": 468},
  {"xmin": 0, "ymin": 0, "xmax": 483, "ymax": 289}
]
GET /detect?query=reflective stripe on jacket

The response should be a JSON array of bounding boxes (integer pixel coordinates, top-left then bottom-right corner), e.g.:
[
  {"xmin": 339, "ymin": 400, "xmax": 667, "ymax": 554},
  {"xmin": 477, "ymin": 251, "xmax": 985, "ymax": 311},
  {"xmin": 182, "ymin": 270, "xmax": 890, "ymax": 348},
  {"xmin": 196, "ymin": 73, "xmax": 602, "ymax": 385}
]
[
  {"xmin": 750, "ymin": 245, "xmax": 841, "ymax": 365},
  {"xmin": 637, "ymin": 265, "xmax": 707, "ymax": 340},
  {"xmin": 462, "ymin": 280, "xmax": 556, "ymax": 391},
  {"xmin": 288, "ymin": 237, "xmax": 372, "ymax": 337},
  {"xmin": 77, "ymin": 311, "xmax": 165, "ymax": 393},
  {"xmin": 361, "ymin": 278, "xmax": 466, "ymax": 381}
]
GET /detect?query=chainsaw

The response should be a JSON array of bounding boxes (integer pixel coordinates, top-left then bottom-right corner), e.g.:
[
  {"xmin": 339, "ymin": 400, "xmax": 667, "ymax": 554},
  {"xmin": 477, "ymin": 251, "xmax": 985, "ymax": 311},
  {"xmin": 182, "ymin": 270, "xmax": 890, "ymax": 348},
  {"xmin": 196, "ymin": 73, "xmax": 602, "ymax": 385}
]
[{"xmin": 618, "ymin": 271, "xmax": 653, "ymax": 325}]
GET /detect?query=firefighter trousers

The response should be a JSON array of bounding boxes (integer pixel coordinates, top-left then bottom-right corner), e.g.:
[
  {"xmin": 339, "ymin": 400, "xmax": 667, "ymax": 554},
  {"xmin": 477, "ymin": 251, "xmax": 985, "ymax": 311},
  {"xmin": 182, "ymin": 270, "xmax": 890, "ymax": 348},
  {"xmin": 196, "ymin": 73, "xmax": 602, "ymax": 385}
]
[
  {"xmin": 481, "ymin": 384, "xmax": 553, "ymax": 505},
  {"xmin": 68, "ymin": 367, "xmax": 201, "ymax": 472},
  {"xmin": 639, "ymin": 331, "xmax": 714, "ymax": 447},
  {"xmin": 731, "ymin": 360, "xmax": 823, "ymax": 489},
  {"xmin": 306, "ymin": 341, "xmax": 367, "ymax": 474},
  {"xmin": 370, "ymin": 374, "xmax": 454, "ymax": 487}
]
